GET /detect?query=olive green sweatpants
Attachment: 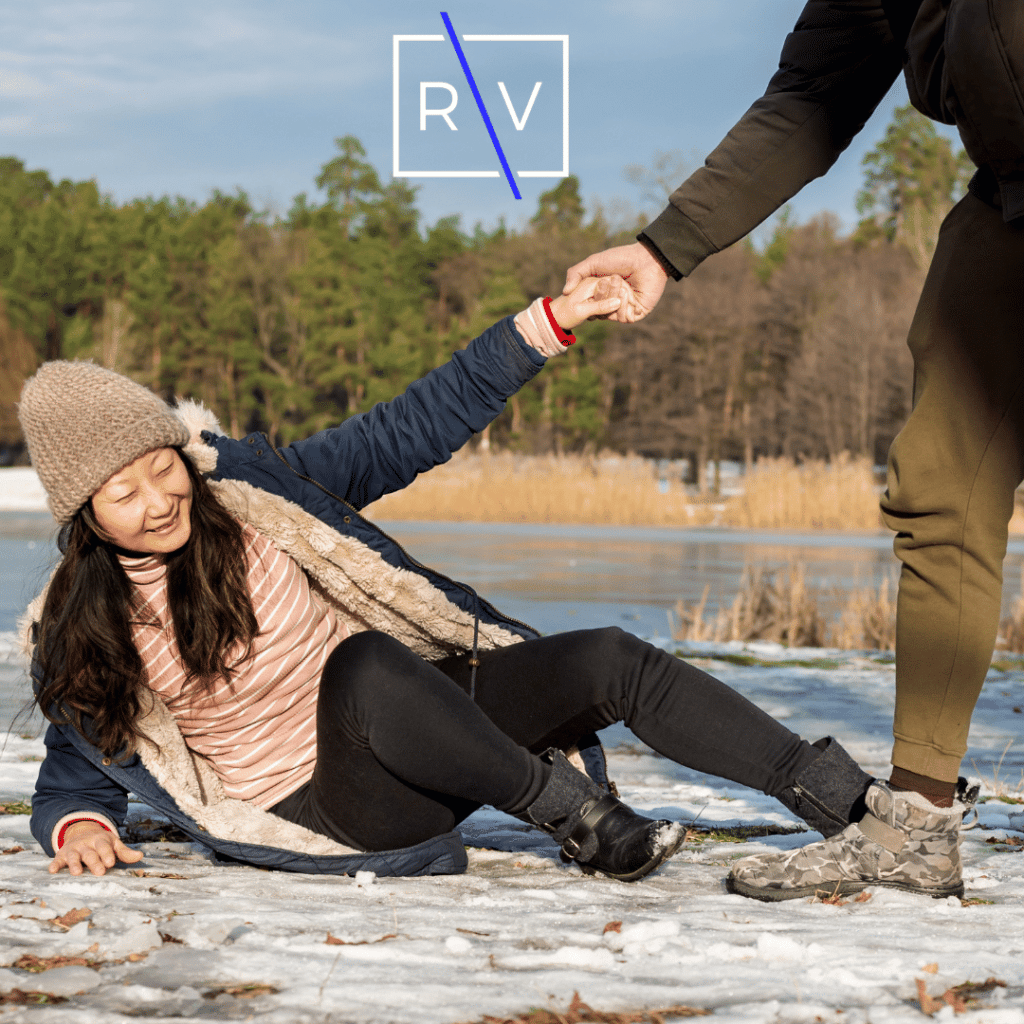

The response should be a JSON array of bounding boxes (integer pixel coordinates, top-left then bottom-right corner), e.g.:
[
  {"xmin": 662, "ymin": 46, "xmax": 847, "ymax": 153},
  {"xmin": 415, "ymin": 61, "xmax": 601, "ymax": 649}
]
[{"xmin": 882, "ymin": 193, "xmax": 1024, "ymax": 782}]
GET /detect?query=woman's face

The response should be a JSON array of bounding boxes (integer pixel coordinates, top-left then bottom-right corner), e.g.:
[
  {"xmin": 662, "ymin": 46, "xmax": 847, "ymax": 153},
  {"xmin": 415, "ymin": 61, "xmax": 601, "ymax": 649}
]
[{"xmin": 90, "ymin": 448, "xmax": 193, "ymax": 556}]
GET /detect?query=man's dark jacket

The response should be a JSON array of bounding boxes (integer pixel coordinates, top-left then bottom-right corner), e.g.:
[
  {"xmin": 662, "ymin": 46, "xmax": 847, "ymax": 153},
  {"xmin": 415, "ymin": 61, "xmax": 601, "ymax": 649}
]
[{"xmin": 642, "ymin": 0, "xmax": 1024, "ymax": 278}]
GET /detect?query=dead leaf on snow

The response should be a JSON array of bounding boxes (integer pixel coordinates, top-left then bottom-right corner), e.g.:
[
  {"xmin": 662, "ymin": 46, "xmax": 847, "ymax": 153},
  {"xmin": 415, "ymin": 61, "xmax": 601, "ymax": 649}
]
[
  {"xmin": 203, "ymin": 983, "xmax": 278, "ymax": 1000},
  {"xmin": 2, "ymin": 846, "xmax": 24, "ymax": 855},
  {"xmin": 0, "ymin": 990, "xmax": 68, "ymax": 1005},
  {"xmin": 985, "ymin": 835, "xmax": 1024, "ymax": 848},
  {"xmin": 917, "ymin": 978, "xmax": 941, "ymax": 1015},
  {"xmin": 922, "ymin": 963, "xmax": 938, "ymax": 974},
  {"xmin": 127, "ymin": 869, "xmax": 189, "ymax": 879},
  {"xmin": 942, "ymin": 990, "xmax": 969, "ymax": 1014},
  {"xmin": 603, "ymin": 921, "xmax": 623, "ymax": 934},
  {"xmin": 917, "ymin": 976, "xmax": 1006, "ymax": 1015},
  {"xmin": 813, "ymin": 887, "xmax": 872, "ymax": 907},
  {"xmin": 51, "ymin": 907, "xmax": 91, "ymax": 930},
  {"xmin": 950, "ymin": 977, "xmax": 1007, "ymax": 1005},
  {"xmin": 455, "ymin": 989, "xmax": 710, "ymax": 1023},
  {"xmin": 325, "ymin": 932, "xmax": 397, "ymax": 946},
  {"xmin": 14, "ymin": 954, "xmax": 97, "ymax": 973}
]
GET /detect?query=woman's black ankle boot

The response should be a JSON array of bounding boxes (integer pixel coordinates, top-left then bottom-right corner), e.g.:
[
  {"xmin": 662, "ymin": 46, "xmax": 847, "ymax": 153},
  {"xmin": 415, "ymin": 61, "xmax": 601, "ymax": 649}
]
[{"xmin": 516, "ymin": 749, "xmax": 685, "ymax": 882}]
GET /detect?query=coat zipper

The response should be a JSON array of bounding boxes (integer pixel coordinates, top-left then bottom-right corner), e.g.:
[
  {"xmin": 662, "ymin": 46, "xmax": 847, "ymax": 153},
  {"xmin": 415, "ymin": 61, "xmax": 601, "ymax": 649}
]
[{"xmin": 261, "ymin": 436, "xmax": 541, "ymax": 638}]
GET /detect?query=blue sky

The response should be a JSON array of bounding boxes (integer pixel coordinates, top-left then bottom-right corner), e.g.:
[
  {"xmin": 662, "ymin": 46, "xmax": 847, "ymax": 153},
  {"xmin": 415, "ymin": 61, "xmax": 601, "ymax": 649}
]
[{"xmin": 1, "ymin": 1, "xmax": 959, "ymax": 238}]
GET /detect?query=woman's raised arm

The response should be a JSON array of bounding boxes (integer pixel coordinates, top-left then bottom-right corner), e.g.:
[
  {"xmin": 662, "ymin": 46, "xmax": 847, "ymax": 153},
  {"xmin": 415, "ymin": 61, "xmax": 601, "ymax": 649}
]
[{"xmin": 270, "ymin": 277, "xmax": 624, "ymax": 510}]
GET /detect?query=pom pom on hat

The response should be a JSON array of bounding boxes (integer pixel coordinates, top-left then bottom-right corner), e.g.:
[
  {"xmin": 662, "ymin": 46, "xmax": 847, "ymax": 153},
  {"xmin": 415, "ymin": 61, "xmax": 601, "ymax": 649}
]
[{"xmin": 17, "ymin": 361, "xmax": 190, "ymax": 524}]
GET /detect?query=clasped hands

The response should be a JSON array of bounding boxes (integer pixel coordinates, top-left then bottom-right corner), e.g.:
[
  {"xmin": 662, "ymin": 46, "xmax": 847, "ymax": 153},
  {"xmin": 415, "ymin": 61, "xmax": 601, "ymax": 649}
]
[{"xmin": 561, "ymin": 241, "xmax": 670, "ymax": 324}]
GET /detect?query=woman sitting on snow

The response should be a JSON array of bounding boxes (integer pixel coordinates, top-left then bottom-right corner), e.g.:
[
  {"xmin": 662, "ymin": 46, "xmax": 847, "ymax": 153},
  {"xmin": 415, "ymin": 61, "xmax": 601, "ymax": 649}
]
[{"xmin": 18, "ymin": 273, "xmax": 875, "ymax": 891}]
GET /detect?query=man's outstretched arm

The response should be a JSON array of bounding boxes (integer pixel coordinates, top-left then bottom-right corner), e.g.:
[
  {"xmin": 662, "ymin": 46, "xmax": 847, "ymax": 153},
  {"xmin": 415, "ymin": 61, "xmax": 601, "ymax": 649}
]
[{"xmin": 567, "ymin": 0, "xmax": 907, "ymax": 321}]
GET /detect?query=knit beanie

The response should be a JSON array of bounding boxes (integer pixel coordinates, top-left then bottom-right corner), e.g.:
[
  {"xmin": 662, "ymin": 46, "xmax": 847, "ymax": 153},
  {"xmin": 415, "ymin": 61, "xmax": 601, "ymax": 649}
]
[{"xmin": 17, "ymin": 361, "xmax": 190, "ymax": 524}]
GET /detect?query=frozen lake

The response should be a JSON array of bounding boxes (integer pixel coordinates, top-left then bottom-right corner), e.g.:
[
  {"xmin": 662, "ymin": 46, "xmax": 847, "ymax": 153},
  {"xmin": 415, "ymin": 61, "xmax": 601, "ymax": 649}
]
[{"xmin": 8, "ymin": 511, "xmax": 1024, "ymax": 638}]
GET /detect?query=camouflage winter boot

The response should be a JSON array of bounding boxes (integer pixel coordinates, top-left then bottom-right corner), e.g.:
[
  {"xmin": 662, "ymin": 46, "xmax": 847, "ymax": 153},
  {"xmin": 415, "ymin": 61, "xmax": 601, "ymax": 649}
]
[{"xmin": 727, "ymin": 780, "xmax": 978, "ymax": 902}]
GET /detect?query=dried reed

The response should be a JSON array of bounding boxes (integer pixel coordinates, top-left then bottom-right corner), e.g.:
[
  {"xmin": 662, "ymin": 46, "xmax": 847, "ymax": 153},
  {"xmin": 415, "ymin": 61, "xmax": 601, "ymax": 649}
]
[
  {"xmin": 672, "ymin": 564, "xmax": 828, "ymax": 647},
  {"xmin": 365, "ymin": 448, "xmax": 1024, "ymax": 535},
  {"xmin": 365, "ymin": 451, "xmax": 702, "ymax": 526},
  {"xmin": 1000, "ymin": 566, "xmax": 1024, "ymax": 653},
  {"xmin": 364, "ymin": 450, "xmax": 885, "ymax": 530},
  {"xmin": 720, "ymin": 453, "xmax": 883, "ymax": 531},
  {"xmin": 672, "ymin": 564, "xmax": 897, "ymax": 650},
  {"xmin": 831, "ymin": 574, "xmax": 898, "ymax": 651}
]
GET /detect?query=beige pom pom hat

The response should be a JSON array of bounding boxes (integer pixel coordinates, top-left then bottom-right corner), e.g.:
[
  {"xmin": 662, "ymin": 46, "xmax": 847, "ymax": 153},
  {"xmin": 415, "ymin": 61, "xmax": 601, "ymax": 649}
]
[{"xmin": 17, "ymin": 361, "xmax": 190, "ymax": 525}]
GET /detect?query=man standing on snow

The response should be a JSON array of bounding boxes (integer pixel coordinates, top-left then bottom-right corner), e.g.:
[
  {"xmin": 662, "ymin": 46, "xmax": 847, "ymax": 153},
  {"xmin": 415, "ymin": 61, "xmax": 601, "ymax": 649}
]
[{"xmin": 566, "ymin": 0, "xmax": 1024, "ymax": 900}]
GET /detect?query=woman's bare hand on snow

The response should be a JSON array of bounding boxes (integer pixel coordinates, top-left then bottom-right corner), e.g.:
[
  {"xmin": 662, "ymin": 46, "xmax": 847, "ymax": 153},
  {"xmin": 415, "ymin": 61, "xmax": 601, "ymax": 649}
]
[{"xmin": 49, "ymin": 822, "xmax": 144, "ymax": 876}]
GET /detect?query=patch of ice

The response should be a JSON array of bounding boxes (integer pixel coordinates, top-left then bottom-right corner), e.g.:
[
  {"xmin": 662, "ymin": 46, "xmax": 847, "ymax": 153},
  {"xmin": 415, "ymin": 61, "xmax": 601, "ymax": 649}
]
[
  {"xmin": 756, "ymin": 932, "xmax": 808, "ymax": 961},
  {"xmin": 604, "ymin": 919, "xmax": 680, "ymax": 953},
  {"xmin": 9, "ymin": 965, "xmax": 103, "ymax": 995},
  {"xmin": 157, "ymin": 915, "xmax": 246, "ymax": 950},
  {"xmin": 50, "ymin": 880, "xmax": 130, "ymax": 897}
]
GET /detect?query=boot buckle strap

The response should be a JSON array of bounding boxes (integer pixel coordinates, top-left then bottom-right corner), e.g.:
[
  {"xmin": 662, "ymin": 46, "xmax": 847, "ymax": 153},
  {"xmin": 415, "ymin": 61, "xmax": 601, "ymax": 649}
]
[
  {"xmin": 858, "ymin": 812, "xmax": 906, "ymax": 854},
  {"xmin": 560, "ymin": 794, "xmax": 617, "ymax": 859}
]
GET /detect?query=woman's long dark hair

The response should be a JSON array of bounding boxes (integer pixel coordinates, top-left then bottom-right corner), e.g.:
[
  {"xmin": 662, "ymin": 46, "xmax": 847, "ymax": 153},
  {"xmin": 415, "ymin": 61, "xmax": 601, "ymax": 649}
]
[{"xmin": 34, "ymin": 451, "xmax": 259, "ymax": 758}]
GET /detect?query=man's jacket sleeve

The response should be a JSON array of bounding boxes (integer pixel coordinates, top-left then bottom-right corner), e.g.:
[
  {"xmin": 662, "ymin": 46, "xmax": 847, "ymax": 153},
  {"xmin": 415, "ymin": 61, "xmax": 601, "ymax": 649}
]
[
  {"xmin": 643, "ymin": 0, "xmax": 907, "ymax": 277},
  {"xmin": 31, "ymin": 724, "xmax": 130, "ymax": 857},
  {"xmin": 278, "ymin": 316, "xmax": 546, "ymax": 510}
]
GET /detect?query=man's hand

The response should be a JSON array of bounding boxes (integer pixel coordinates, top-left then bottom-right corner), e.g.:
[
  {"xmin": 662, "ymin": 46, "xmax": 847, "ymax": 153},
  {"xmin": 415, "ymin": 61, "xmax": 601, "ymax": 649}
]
[
  {"xmin": 548, "ymin": 274, "xmax": 632, "ymax": 331},
  {"xmin": 49, "ymin": 821, "xmax": 143, "ymax": 876},
  {"xmin": 563, "ymin": 242, "xmax": 670, "ymax": 323}
]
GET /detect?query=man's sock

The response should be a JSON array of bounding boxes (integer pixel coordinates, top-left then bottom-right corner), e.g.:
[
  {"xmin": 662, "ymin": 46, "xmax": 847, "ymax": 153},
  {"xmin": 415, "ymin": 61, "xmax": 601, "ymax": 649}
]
[{"xmin": 889, "ymin": 766, "xmax": 955, "ymax": 808}]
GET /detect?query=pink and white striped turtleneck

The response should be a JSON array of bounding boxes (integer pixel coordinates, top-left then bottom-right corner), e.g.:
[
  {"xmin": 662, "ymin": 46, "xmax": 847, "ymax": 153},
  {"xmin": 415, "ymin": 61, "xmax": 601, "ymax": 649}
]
[{"xmin": 120, "ymin": 523, "xmax": 348, "ymax": 808}]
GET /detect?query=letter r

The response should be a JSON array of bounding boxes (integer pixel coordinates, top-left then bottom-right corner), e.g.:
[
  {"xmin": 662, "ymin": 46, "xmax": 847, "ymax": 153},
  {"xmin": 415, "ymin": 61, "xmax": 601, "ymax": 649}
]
[{"xmin": 420, "ymin": 82, "xmax": 458, "ymax": 130}]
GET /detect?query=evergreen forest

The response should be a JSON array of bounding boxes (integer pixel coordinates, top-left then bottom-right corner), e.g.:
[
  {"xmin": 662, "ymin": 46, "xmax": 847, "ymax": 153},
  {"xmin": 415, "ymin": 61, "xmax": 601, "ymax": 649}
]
[{"xmin": 0, "ymin": 106, "xmax": 972, "ymax": 478}]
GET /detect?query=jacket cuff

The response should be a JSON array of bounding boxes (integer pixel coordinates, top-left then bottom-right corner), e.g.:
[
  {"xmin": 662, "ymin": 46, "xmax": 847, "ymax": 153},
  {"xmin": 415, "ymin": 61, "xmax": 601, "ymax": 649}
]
[
  {"xmin": 52, "ymin": 812, "xmax": 117, "ymax": 852},
  {"xmin": 640, "ymin": 203, "xmax": 718, "ymax": 279},
  {"xmin": 513, "ymin": 298, "xmax": 568, "ymax": 359}
]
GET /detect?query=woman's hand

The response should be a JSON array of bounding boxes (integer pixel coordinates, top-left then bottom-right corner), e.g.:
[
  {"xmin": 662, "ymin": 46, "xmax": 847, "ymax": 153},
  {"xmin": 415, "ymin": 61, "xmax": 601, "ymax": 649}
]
[
  {"xmin": 548, "ymin": 274, "xmax": 633, "ymax": 331},
  {"xmin": 48, "ymin": 821, "xmax": 144, "ymax": 876}
]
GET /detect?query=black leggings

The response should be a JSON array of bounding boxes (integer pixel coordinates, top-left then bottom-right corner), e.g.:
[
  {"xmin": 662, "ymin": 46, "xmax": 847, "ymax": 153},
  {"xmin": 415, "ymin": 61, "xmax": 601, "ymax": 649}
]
[{"xmin": 269, "ymin": 628, "xmax": 819, "ymax": 851}]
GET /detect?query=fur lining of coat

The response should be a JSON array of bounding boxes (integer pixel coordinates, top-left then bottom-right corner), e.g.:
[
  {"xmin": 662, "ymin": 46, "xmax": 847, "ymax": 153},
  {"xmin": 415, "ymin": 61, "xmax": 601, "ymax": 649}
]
[
  {"xmin": 208, "ymin": 477, "xmax": 523, "ymax": 659},
  {"xmin": 24, "ymin": 399, "xmax": 532, "ymax": 859}
]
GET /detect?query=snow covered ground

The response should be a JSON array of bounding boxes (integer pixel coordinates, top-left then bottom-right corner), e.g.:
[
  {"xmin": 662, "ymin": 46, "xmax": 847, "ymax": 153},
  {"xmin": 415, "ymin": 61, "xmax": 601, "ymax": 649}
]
[{"xmin": 2, "ymin": 632, "xmax": 1024, "ymax": 1024}]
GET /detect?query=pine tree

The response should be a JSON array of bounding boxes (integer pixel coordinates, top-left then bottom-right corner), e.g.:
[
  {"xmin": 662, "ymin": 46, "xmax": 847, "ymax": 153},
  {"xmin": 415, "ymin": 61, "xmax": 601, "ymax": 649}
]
[
  {"xmin": 530, "ymin": 176, "xmax": 585, "ymax": 235},
  {"xmin": 855, "ymin": 104, "xmax": 973, "ymax": 264}
]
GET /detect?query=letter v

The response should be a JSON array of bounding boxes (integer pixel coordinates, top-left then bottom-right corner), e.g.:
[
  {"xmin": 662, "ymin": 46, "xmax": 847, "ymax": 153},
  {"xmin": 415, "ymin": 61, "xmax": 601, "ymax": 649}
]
[{"xmin": 497, "ymin": 82, "xmax": 542, "ymax": 131}]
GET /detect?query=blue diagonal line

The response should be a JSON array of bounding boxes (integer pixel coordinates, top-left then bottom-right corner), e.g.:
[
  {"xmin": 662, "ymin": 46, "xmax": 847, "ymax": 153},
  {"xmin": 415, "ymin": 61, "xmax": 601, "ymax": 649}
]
[{"xmin": 440, "ymin": 11, "xmax": 521, "ymax": 199}]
